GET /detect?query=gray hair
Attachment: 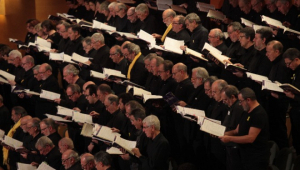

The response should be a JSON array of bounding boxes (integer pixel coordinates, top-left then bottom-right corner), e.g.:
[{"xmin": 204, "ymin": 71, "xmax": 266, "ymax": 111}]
[
  {"xmin": 91, "ymin": 33, "xmax": 105, "ymax": 44},
  {"xmin": 69, "ymin": 150, "xmax": 80, "ymax": 162},
  {"xmin": 41, "ymin": 118, "xmax": 58, "ymax": 131},
  {"xmin": 211, "ymin": 28, "xmax": 224, "ymax": 39},
  {"xmin": 215, "ymin": 79, "xmax": 228, "ymax": 91},
  {"xmin": 116, "ymin": 3, "xmax": 127, "ymax": 11},
  {"xmin": 82, "ymin": 36, "xmax": 92, "ymax": 45},
  {"xmin": 94, "ymin": 151, "xmax": 112, "ymax": 166},
  {"xmin": 24, "ymin": 55, "xmax": 35, "ymax": 64},
  {"xmin": 143, "ymin": 115, "xmax": 160, "ymax": 130},
  {"xmin": 35, "ymin": 136, "xmax": 54, "ymax": 148},
  {"xmin": 67, "ymin": 84, "xmax": 81, "ymax": 93},
  {"xmin": 175, "ymin": 15, "xmax": 185, "ymax": 26},
  {"xmin": 80, "ymin": 153, "xmax": 94, "ymax": 163},
  {"xmin": 151, "ymin": 56, "xmax": 164, "ymax": 67},
  {"xmin": 108, "ymin": 2, "xmax": 117, "ymax": 9},
  {"xmin": 34, "ymin": 23, "xmax": 43, "ymax": 32},
  {"xmin": 99, "ymin": 1, "xmax": 109, "ymax": 12},
  {"xmin": 144, "ymin": 53, "xmax": 157, "ymax": 61},
  {"xmin": 59, "ymin": 137, "xmax": 74, "ymax": 149},
  {"xmin": 125, "ymin": 100, "xmax": 145, "ymax": 112},
  {"xmin": 33, "ymin": 65, "xmax": 40, "ymax": 72},
  {"xmin": 9, "ymin": 50, "xmax": 22, "ymax": 59},
  {"xmin": 185, "ymin": 13, "xmax": 201, "ymax": 24},
  {"xmin": 228, "ymin": 22, "xmax": 243, "ymax": 31},
  {"xmin": 123, "ymin": 43, "xmax": 140, "ymax": 55},
  {"xmin": 222, "ymin": 85, "xmax": 239, "ymax": 98},
  {"xmin": 165, "ymin": 9, "xmax": 176, "ymax": 18},
  {"xmin": 12, "ymin": 106, "xmax": 27, "ymax": 117},
  {"xmin": 106, "ymin": 94, "xmax": 119, "ymax": 105},
  {"xmin": 135, "ymin": 3, "xmax": 149, "ymax": 13},
  {"xmin": 192, "ymin": 67, "xmax": 209, "ymax": 81},
  {"xmin": 64, "ymin": 64, "xmax": 79, "ymax": 76},
  {"xmin": 30, "ymin": 118, "xmax": 41, "ymax": 131},
  {"xmin": 43, "ymin": 63, "xmax": 53, "ymax": 72},
  {"xmin": 59, "ymin": 21, "xmax": 71, "ymax": 31},
  {"xmin": 111, "ymin": 45, "xmax": 122, "ymax": 56},
  {"xmin": 175, "ymin": 63, "xmax": 187, "ymax": 73}
]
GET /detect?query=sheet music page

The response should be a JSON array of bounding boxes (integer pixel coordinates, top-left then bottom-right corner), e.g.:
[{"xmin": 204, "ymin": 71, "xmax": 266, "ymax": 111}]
[
  {"xmin": 49, "ymin": 52, "xmax": 64, "ymax": 61},
  {"xmin": 3, "ymin": 136, "xmax": 23, "ymax": 148},
  {"xmin": 36, "ymin": 162, "xmax": 55, "ymax": 170},
  {"xmin": 106, "ymin": 147, "xmax": 123, "ymax": 154},
  {"xmin": 17, "ymin": 163, "xmax": 37, "ymax": 170},
  {"xmin": 96, "ymin": 125, "xmax": 121, "ymax": 142},
  {"xmin": 72, "ymin": 53, "xmax": 90, "ymax": 64},
  {"xmin": 0, "ymin": 70, "xmax": 15, "ymax": 81},
  {"xmin": 0, "ymin": 77, "xmax": 9, "ymax": 84},
  {"xmin": 164, "ymin": 37, "xmax": 184, "ymax": 54},
  {"xmin": 24, "ymin": 90, "xmax": 40, "ymax": 96},
  {"xmin": 137, "ymin": 30, "xmax": 156, "ymax": 46},
  {"xmin": 90, "ymin": 70, "xmax": 105, "ymax": 79},
  {"xmin": 57, "ymin": 106, "xmax": 74, "ymax": 117},
  {"xmin": 72, "ymin": 112, "xmax": 93, "ymax": 124},
  {"xmin": 261, "ymin": 15, "xmax": 285, "ymax": 29},
  {"xmin": 246, "ymin": 72, "xmax": 269, "ymax": 82},
  {"xmin": 114, "ymin": 136, "xmax": 137, "ymax": 154},
  {"xmin": 40, "ymin": 90, "xmax": 60, "ymax": 100},
  {"xmin": 207, "ymin": 10, "xmax": 225, "ymax": 21},
  {"xmin": 45, "ymin": 114, "xmax": 72, "ymax": 122},
  {"xmin": 202, "ymin": 42, "xmax": 222, "ymax": 55},
  {"xmin": 200, "ymin": 119, "xmax": 226, "ymax": 136},
  {"xmin": 241, "ymin": 18, "xmax": 255, "ymax": 27},
  {"xmin": 37, "ymin": 46, "xmax": 51, "ymax": 53},
  {"xmin": 103, "ymin": 68, "xmax": 126, "ymax": 79},
  {"xmin": 81, "ymin": 123, "xmax": 94, "ymax": 138},
  {"xmin": 35, "ymin": 37, "xmax": 51, "ymax": 48},
  {"xmin": 92, "ymin": 20, "xmax": 116, "ymax": 31},
  {"xmin": 262, "ymin": 80, "xmax": 284, "ymax": 93},
  {"xmin": 118, "ymin": 32, "xmax": 138, "ymax": 39},
  {"xmin": 142, "ymin": 94, "xmax": 163, "ymax": 103},
  {"xmin": 133, "ymin": 87, "xmax": 151, "ymax": 97},
  {"xmin": 0, "ymin": 129, "xmax": 4, "ymax": 140},
  {"xmin": 63, "ymin": 54, "xmax": 76, "ymax": 64},
  {"xmin": 186, "ymin": 47, "xmax": 208, "ymax": 61}
]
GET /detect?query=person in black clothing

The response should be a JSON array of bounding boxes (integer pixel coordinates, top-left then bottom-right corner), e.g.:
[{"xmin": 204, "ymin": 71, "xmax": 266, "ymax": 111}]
[
  {"xmin": 80, "ymin": 153, "xmax": 96, "ymax": 170},
  {"xmin": 94, "ymin": 151, "xmax": 113, "ymax": 170},
  {"xmin": 64, "ymin": 24, "xmax": 85, "ymax": 56},
  {"xmin": 79, "ymin": 37, "xmax": 96, "ymax": 81},
  {"xmin": 67, "ymin": 84, "xmax": 89, "ymax": 113},
  {"xmin": 182, "ymin": 13, "xmax": 208, "ymax": 72},
  {"xmin": 35, "ymin": 63, "xmax": 60, "ymax": 119},
  {"xmin": 220, "ymin": 88, "xmax": 269, "ymax": 170},
  {"xmin": 55, "ymin": 21, "xmax": 71, "ymax": 53},
  {"xmin": 104, "ymin": 94, "xmax": 126, "ymax": 130},
  {"xmin": 135, "ymin": 4, "xmax": 158, "ymax": 34},
  {"xmin": 123, "ymin": 42, "xmax": 148, "ymax": 86},
  {"xmin": 109, "ymin": 45, "xmax": 128, "ymax": 95},
  {"xmin": 87, "ymin": 33, "xmax": 114, "ymax": 73},
  {"xmin": 21, "ymin": 118, "xmax": 43, "ymax": 166},
  {"xmin": 63, "ymin": 64, "xmax": 86, "ymax": 89},
  {"xmin": 126, "ymin": 7, "xmax": 143, "ymax": 35},
  {"xmin": 132, "ymin": 115, "xmax": 170, "ymax": 170},
  {"xmin": 283, "ymin": 48, "xmax": 300, "ymax": 155},
  {"xmin": 250, "ymin": 0, "xmax": 269, "ymax": 24},
  {"xmin": 35, "ymin": 136, "xmax": 62, "ymax": 170},
  {"xmin": 158, "ymin": 60, "xmax": 177, "ymax": 96},
  {"xmin": 62, "ymin": 149, "xmax": 82, "ymax": 170},
  {"xmin": 265, "ymin": 0, "xmax": 284, "ymax": 20},
  {"xmin": 221, "ymin": 85, "xmax": 244, "ymax": 170},
  {"xmin": 0, "ymin": 95, "xmax": 10, "ymax": 134},
  {"xmin": 152, "ymin": 9, "xmax": 176, "ymax": 43},
  {"xmin": 114, "ymin": 3, "xmax": 128, "ymax": 32},
  {"xmin": 40, "ymin": 118, "xmax": 62, "ymax": 146},
  {"xmin": 265, "ymin": 40, "xmax": 291, "ymax": 149},
  {"xmin": 238, "ymin": 0, "xmax": 260, "ymax": 24}
]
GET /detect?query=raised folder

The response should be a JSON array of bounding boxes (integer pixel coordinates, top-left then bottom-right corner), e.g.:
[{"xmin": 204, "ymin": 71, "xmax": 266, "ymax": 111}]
[
  {"xmin": 200, "ymin": 118, "xmax": 226, "ymax": 137},
  {"xmin": 185, "ymin": 47, "xmax": 208, "ymax": 61},
  {"xmin": 279, "ymin": 83, "xmax": 300, "ymax": 95}
]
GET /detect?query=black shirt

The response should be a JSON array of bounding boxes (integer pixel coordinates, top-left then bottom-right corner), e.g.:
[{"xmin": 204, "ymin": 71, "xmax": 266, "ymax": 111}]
[
  {"xmin": 139, "ymin": 133, "xmax": 170, "ymax": 170},
  {"xmin": 174, "ymin": 78, "xmax": 194, "ymax": 102},
  {"xmin": 158, "ymin": 77, "xmax": 177, "ymax": 96},
  {"xmin": 90, "ymin": 45, "xmax": 114, "ymax": 72},
  {"xmin": 223, "ymin": 100, "xmax": 243, "ymax": 131},
  {"xmin": 48, "ymin": 132, "xmax": 62, "ymax": 146},
  {"xmin": 140, "ymin": 14, "xmax": 157, "ymax": 34},
  {"xmin": 64, "ymin": 36, "xmax": 85, "ymax": 56},
  {"xmin": 43, "ymin": 146, "xmax": 62, "ymax": 170},
  {"xmin": 238, "ymin": 105, "xmax": 269, "ymax": 164}
]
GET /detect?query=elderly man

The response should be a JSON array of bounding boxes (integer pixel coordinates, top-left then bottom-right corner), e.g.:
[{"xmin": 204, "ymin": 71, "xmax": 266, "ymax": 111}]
[
  {"xmin": 87, "ymin": 33, "xmax": 114, "ymax": 73},
  {"xmin": 63, "ymin": 64, "xmax": 86, "ymax": 89},
  {"xmin": 35, "ymin": 63, "xmax": 60, "ymax": 119},
  {"xmin": 123, "ymin": 43, "xmax": 148, "ymax": 86},
  {"xmin": 126, "ymin": 7, "xmax": 142, "ymax": 34},
  {"xmin": 40, "ymin": 118, "xmax": 61, "ymax": 146},
  {"xmin": 209, "ymin": 79, "xmax": 228, "ymax": 169},
  {"xmin": 132, "ymin": 115, "xmax": 170, "ymax": 170},
  {"xmin": 135, "ymin": 3, "xmax": 157, "ymax": 34},
  {"xmin": 115, "ymin": 3, "xmax": 128, "ymax": 32},
  {"xmin": 147, "ymin": 56, "xmax": 164, "ymax": 95},
  {"xmin": 56, "ymin": 21, "xmax": 71, "ymax": 53},
  {"xmin": 94, "ymin": 151, "xmax": 113, "ymax": 170},
  {"xmin": 62, "ymin": 149, "xmax": 82, "ymax": 170},
  {"xmin": 220, "ymin": 88, "xmax": 269, "ymax": 170},
  {"xmin": 238, "ymin": 0, "xmax": 258, "ymax": 23},
  {"xmin": 104, "ymin": 94, "xmax": 126, "ymax": 130},
  {"xmin": 58, "ymin": 137, "xmax": 74, "ymax": 154},
  {"xmin": 66, "ymin": 84, "xmax": 89, "ymax": 113},
  {"xmin": 81, "ymin": 153, "xmax": 96, "ymax": 170},
  {"xmin": 221, "ymin": 85, "xmax": 244, "ymax": 170},
  {"xmin": 35, "ymin": 136, "xmax": 62, "ymax": 169},
  {"xmin": 152, "ymin": 9, "xmax": 176, "ymax": 42}
]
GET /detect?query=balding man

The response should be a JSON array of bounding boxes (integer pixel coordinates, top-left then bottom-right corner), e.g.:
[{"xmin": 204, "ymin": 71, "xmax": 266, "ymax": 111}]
[
  {"xmin": 58, "ymin": 137, "xmax": 74, "ymax": 154},
  {"xmin": 62, "ymin": 149, "xmax": 82, "ymax": 170},
  {"xmin": 147, "ymin": 55, "xmax": 164, "ymax": 95},
  {"xmin": 264, "ymin": 40, "xmax": 291, "ymax": 149},
  {"xmin": 35, "ymin": 63, "xmax": 60, "ymax": 119},
  {"xmin": 209, "ymin": 79, "xmax": 228, "ymax": 169},
  {"xmin": 126, "ymin": 7, "xmax": 142, "ymax": 34},
  {"xmin": 80, "ymin": 153, "xmax": 96, "ymax": 170},
  {"xmin": 152, "ymin": 9, "xmax": 176, "ymax": 42},
  {"xmin": 40, "ymin": 118, "xmax": 61, "ymax": 146}
]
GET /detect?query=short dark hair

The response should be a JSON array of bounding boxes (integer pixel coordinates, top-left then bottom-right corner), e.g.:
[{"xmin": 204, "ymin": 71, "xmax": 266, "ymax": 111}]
[
  {"xmin": 94, "ymin": 151, "xmax": 112, "ymax": 166},
  {"xmin": 12, "ymin": 106, "xmax": 27, "ymax": 117},
  {"xmin": 98, "ymin": 84, "xmax": 112, "ymax": 94},
  {"xmin": 283, "ymin": 48, "xmax": 300, "ymax": 60},
  {"xmin": 204, "ymin": 76, "xmax": 218, "ymax": 86},
  {"xmin": 130, "ymin": 108, "xmax": 146, "ymax": 120},
  {"xmin": 222, "ymin": 85, "xmax": 239, "ymax": 98},
  {"xmin": 240, "ymin": 27, "xmax": 255, "ymax": 41},
  {"xmin": 70, "ymin": 24, "xmax": 81, "ymax": 34},
  {"xmin": 118, "ymin": 93, "xmax": 134, "ymax": 105},
  {"xmin": 41, "ymin": 19, "xmax": 56, "ymax": 32},
  {"xmin": 86, "ymin": 84, "xmax": 98, "ymax": 96},
  {"xmin": 162, "ymin": 60, "xmax": 173, "ymax": 73},
  {"xmin": 256, "ymin": 28, "xmax": 273, "ymax": 45},
  {"xmin": 239, "ymin": 87, "xmax": 256, "ymax": 100}
]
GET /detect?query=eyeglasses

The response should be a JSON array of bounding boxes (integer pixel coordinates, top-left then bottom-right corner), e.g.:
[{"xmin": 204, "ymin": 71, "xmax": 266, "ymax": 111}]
[
  {"xmin": 27, "ymin": 126, "xmax": 34, "ymax": 130},
  {"xmin": 208, "ymin": 35, "xmax": 217, "ymax": 39},
  {"xmin": 38, "ymin": 70, "xmax": 47, "ymax": 74},
  {"xmin": 143, "ymin": 125, "xmax": 150, "ymax": 129},
  {"xmin": 162, "ymin": 16, "xmax": 170, "ymax": 21},
  {"xmin": 172, "ymin": 22, "xmax": 180, "ymax": 25},
  {"xmin": 239, "ymin": 99, "xmax": 246, "ymax": 104},
  {"xmin": 67, "ymin": 93, "xmax": 74, "ymax": 98},
  {"xmin": 127, "ymin": 13, "xmax": 134, "ymax": 17},
  {"xmin": 109, "ymin": 53, "xmax": 118, "ymax": 56},
  {"xmin": 172, "ymin": 71, "xmax": 179, "ymax": 76},
  {"xmin": 41, "ymin": 127, "xmax": 48, "ymax": 131},
  {"xmin": 285, "ymin": 59, "xmax": 295, "ymax": 67},
  {"xmin": 239, "ymin": 35, "xmax": 246, "ymax": 39},
  {"xmin": 62, "ymin": 157, "xmax": 71, "ymax": 163},
  {"xmin": 21, "ymin": 62, "xmax": 28, "ymax": 66}
]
